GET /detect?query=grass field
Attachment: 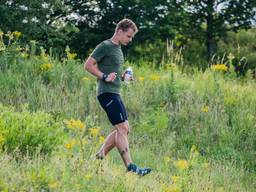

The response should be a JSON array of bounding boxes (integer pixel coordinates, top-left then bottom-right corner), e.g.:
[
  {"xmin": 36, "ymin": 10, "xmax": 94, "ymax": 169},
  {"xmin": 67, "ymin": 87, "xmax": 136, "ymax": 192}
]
[{"xmin": 0, "ymin": 36, "xmax": 255, "ymax": 191}]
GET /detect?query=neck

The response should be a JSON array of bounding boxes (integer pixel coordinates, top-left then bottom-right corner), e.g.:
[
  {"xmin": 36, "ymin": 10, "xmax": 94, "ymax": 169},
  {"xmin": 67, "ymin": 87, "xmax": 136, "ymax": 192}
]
[{"xmin": 111, "ymin": 34, "xmax": 120, "ymax": 45}]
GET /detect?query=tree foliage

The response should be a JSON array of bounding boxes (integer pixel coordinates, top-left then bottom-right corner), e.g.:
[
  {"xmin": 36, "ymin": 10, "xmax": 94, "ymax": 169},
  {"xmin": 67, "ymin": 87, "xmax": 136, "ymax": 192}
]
[
  {"xmin": 180, "ymin": 0, "xmax": 256, "ymax": 59},
  {"xmin": 0, "ymin": 0, "xmax": 76, "ymax": 55},
  {"xmin": 58, "ymin": 0, "xmax": 182, "ymax": 57},
  {"xmin": 0, "ymin": 0, "xmax": 255, "ymax": 63}
]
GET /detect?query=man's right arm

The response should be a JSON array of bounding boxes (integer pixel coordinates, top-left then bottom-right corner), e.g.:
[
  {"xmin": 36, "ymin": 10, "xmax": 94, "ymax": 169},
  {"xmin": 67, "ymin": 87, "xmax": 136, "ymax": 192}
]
[
  {"xmin": 84, "ymin": 57, "xmax": 116, "ymax": 82},
  {"xmin": 84, "ymin": 57, "xmax": 104, "ymax": 79}
]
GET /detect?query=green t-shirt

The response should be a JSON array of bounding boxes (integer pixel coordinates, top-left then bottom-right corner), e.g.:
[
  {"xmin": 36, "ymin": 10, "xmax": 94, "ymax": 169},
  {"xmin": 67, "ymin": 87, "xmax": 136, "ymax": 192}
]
[{"xmin": 90, "ymin": 39, "xmax": 124, "ymax": 96}]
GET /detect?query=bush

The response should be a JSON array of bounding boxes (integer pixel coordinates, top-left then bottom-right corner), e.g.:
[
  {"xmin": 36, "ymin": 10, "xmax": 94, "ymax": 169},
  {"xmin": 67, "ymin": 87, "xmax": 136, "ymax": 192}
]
[
  {"xmin": 245, "ymin": 52, "xmax": 256, "ymax": 70},
  {"xmin": 217, "ymin": 29, "xmax": 256, "ymax": 74},
  {"xmin": 0, "ymin": 104, "xmax": 67, "ymax": 156}
]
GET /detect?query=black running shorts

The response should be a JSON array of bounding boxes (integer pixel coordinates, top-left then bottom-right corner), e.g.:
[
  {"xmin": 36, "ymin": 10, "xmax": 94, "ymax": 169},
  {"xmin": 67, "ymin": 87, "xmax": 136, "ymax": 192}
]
[{"xmin": 97, "ymin": 93, "xmax": 128, "ymax": 125}]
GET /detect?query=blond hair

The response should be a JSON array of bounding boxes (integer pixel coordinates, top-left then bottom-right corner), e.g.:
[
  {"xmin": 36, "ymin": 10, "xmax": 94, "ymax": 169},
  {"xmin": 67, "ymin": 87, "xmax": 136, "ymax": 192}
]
[{"xmin": 116, "ymin": 18, "xmax": 138, "ymax": 33}]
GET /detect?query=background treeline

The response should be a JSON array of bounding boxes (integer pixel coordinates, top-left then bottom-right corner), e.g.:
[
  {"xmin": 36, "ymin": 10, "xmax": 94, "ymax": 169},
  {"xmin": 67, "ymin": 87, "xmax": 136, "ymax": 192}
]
[{"xmin": 0, "ymin": 0, "xmax": 255, "ymax": 71}]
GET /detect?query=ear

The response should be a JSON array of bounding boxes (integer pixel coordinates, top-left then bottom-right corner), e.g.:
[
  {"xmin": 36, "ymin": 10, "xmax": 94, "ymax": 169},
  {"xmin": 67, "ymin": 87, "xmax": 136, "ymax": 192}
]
[{"xmin": 117, "ymin": 29, "xmax": 123, "ymax": 35}]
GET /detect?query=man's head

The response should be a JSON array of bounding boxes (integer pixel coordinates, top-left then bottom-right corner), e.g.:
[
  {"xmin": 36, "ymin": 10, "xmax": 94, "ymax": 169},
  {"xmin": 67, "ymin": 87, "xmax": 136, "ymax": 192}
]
[{"xmin": 115, "ymin": 19, "xmax": 138, "ymax": 46}]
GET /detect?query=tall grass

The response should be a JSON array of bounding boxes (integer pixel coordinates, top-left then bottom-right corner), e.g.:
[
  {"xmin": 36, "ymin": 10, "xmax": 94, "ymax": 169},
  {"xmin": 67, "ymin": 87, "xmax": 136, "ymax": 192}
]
[{"xmin": 0, "ymin": 32, "xmax": 255, "ymax": 191}]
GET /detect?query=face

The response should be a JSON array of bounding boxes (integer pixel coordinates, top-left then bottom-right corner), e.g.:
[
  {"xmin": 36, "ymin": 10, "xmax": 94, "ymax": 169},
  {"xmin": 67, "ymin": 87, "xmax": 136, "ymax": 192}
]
[{"xmin": 118, "ymin": 28, "xmax": 135, "ymax": 46}]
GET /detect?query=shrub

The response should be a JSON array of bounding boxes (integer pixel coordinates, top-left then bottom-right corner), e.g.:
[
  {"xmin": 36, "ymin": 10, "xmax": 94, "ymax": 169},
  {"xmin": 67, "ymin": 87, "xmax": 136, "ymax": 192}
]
[{"xmin": 0, "ymin": 104, "xmax": 67, "ymax": 156}]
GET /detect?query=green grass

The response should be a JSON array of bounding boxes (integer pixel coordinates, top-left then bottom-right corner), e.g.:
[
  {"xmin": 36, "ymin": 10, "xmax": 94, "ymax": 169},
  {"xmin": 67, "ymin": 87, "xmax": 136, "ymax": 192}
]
[{"xmin": 0, "ymin": 37, "xmax": 255, "ymax": 191}]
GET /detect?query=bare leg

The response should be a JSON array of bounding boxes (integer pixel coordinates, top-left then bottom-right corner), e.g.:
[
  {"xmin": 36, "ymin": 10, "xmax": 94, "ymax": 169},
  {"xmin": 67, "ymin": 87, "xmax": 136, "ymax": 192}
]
[
  {"xmin": 96, "ymin": 121, "xmax": 132, "ymax": 167},
  {"xmin": 96, "ymin": 121, "xmax": 151, "ymax": 175},
  {"xmin": 114, "ymin": 121, "xmax": 132, "ymax": 167},
  {"xmin": 96, "ymin": 129, "xmax": 116, "ymax": 158}
]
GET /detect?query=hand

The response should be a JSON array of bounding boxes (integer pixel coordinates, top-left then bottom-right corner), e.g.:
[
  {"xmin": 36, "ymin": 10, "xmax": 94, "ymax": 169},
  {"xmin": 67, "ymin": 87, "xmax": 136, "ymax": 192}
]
[
  {"xmin": 122, "ymin": 72, "xmax": 134, "ymax": 81},
  {"xmin": 105, "ymin": 72, "xmax": 117, "ymax": 82}
]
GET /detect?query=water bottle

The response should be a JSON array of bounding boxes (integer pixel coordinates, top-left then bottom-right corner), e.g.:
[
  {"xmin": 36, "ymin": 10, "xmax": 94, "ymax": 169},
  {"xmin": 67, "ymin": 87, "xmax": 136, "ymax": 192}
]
[{"xmin": 124, "ymin": 67, "xmax": 133, "ymax": 82}]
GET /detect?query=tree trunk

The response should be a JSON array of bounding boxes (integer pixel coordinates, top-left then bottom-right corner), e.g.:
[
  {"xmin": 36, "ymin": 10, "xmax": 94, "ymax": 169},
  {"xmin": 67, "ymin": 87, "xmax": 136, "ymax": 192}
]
[{"xmin": 206, "ymin": 0, "xmax": 215, "ymax": 60}]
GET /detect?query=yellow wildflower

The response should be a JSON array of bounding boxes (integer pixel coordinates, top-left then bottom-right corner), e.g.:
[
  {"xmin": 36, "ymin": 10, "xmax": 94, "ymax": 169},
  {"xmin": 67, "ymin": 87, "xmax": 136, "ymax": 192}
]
[
  {"xmin": 201, "ymin": 105, "xmax": 209, "ymax": 113},
  {"xmin": 164, "ymin": 156, "xmax": 171, "ymax": 163},
  {"xmin": 99, "ymin": 136, "xmax": 105, "ymax": 144},
  {"xmin": 175, "ymin": 159, "xmax": 189, "ymax": 170},
  {"xmin": 67, "ymin": 52, "xmax": 77, "ymax": 60},
  {"xmin": 165, "ymin": 185, "xmax": 180, "ymax": 192},
  {"xmin": 64, "ymin": 139, "xmax": 76, "ymax": 149},
  {"xmin": 65, "ymin": 119, "xmax": 85, "ymax": 130},
  {"xmin": 150, "ymin": 75, "xmax": 161, "ymax": 81},
  {"xmin": 211, "ymin": 64, "xmax": 228, "ymax": 72},
  {"xmin": 89, "ymin": 127, "xmax": 100, "ymax": 137},
  {"xmin": 0, "ymin": 31, "xmax": 3, "ymax": 37},
  {"xmin": 40, "ymin": 63, "xmax": 54, "ymax": 71},
  {"xmin": 84, "ymin": 174, "xmax": 93, "ymax": 180},
  {"xmin": 170, "ymin": 176, "xmax": 180, "ymax": 183},
  {"xmin": 48, "ymin": 181, "xmax": 58, "ymax": 189},
  {"xmin": 138, "ymin": 76, "xmax": 145, "ymax": 81},
  {"xmin": 64, "ymin": 143, "xmax": 73, "ymax": 149},
  {"xmin": 13, "ymin": 31, "xmax": 22, "ymax": 39},
  {"xmin": 65, "ymin": 46, "xmax": 77, "ymax": 60}
]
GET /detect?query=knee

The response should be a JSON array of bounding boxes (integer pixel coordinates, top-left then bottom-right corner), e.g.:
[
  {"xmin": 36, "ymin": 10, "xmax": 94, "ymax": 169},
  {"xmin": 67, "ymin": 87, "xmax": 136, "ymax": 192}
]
[{"xmin": 116, "ymin": 123, "xmax": 129, "ymax": 135}]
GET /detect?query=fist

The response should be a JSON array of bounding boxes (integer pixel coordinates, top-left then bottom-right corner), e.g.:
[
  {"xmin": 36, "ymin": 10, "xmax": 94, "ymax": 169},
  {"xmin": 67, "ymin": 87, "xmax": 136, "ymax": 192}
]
[{"xmin": 105, "ymin": 72, "xmax": 117, "ymax": 82}]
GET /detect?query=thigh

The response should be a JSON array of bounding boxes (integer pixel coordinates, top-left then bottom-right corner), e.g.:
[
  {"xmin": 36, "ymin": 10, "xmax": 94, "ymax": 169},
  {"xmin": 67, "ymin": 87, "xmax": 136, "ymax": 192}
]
[
  {"xmin": 97, "ymin": 93, "xmax": 127, "ymax": 125},
  {"xmin": 118, "ymin": 97, "xmax": 128, "ymax": 120}
]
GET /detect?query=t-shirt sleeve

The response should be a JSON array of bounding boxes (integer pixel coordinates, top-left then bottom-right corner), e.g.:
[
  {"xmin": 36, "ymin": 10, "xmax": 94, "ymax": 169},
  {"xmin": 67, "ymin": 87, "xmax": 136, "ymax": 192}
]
[{"xmin": 90, "ymin": 42, "xmax": 107, "ymax": 63}]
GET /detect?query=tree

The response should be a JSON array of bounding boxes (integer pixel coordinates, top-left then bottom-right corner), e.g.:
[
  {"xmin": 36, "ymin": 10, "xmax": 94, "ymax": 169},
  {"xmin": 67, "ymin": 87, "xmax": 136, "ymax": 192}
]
[
  {"xmin": 0, "ymin": 0, "xmax": 185, "ymax": 60},
  {"xmin": 58, "ymin": 0, "xmax": 182, "ymax": 58},
  {"xmin": 180, "ymin": 0, "xmax": 256, "ymax": 60},
  {"xmin": 0, "ymin": 0, "xmax": 75, "ymax": 55}
]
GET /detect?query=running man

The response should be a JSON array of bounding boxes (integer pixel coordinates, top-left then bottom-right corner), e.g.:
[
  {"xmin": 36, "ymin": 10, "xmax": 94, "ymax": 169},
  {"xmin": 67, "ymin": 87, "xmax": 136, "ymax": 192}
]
[{"xmin": 84, "ymin": 18, "xmax": 151, "ymax": 176}]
